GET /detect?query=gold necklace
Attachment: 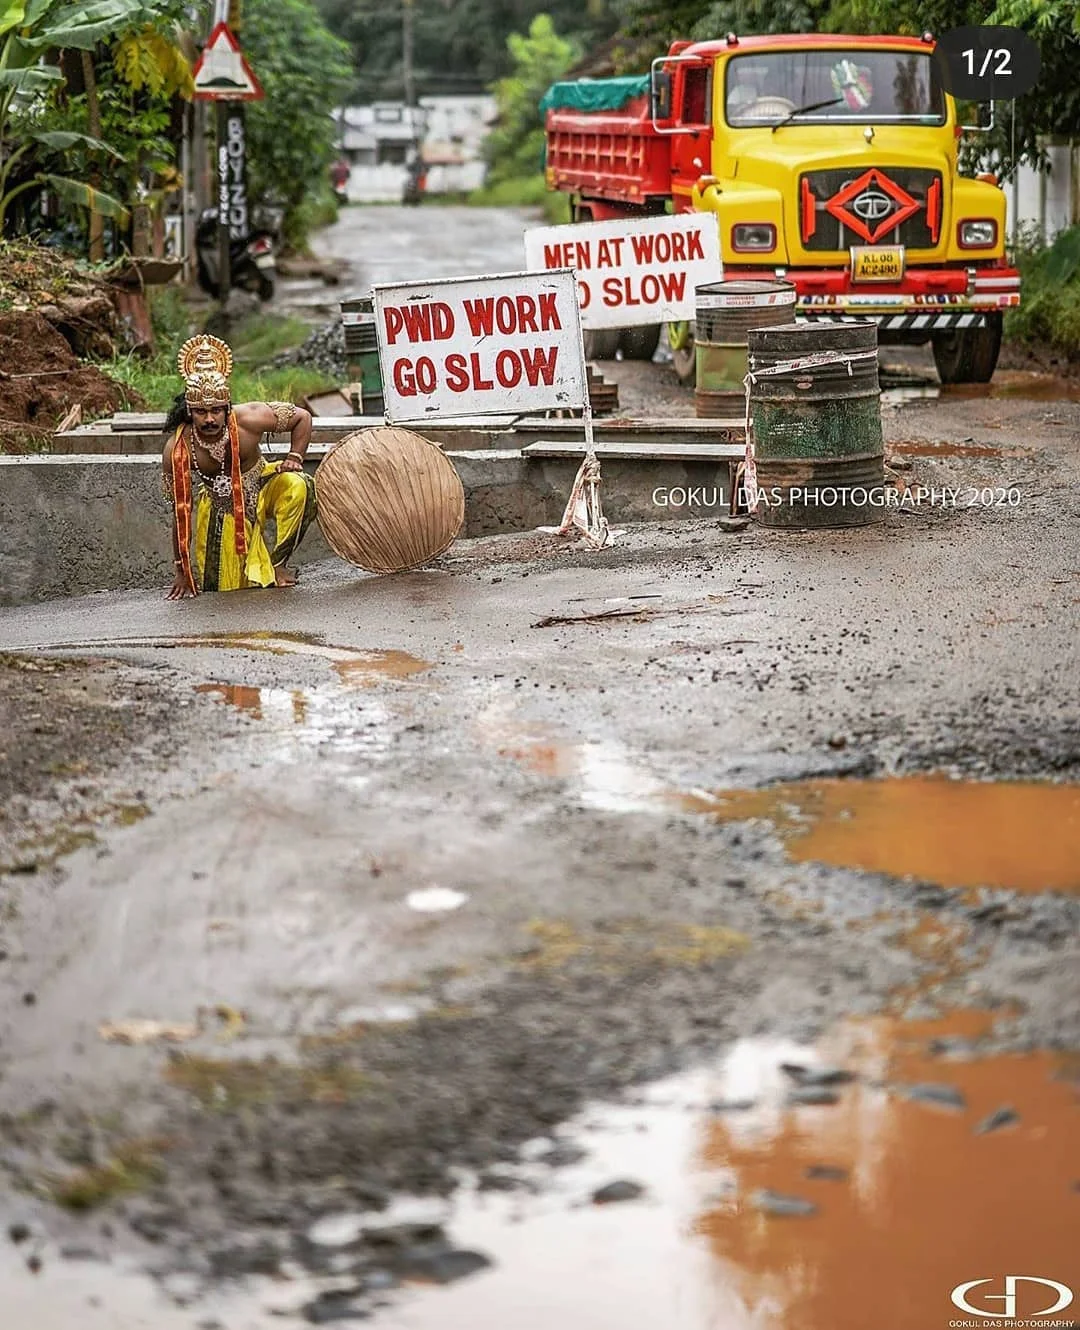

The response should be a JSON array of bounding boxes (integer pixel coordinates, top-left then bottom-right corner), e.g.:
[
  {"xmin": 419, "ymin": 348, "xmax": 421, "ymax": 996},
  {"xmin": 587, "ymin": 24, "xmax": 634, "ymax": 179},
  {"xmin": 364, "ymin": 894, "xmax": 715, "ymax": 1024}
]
[{"xmin": 192, "ymin": 421, "xmax": 227, "ymax": 463}]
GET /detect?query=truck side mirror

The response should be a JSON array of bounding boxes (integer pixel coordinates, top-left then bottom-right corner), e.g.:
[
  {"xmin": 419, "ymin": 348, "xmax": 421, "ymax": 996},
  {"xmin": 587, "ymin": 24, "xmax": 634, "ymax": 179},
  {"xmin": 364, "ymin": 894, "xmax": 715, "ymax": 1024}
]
[{"xmin": 651, "ymin": 70, "xmax": 673, "ymax": 121}]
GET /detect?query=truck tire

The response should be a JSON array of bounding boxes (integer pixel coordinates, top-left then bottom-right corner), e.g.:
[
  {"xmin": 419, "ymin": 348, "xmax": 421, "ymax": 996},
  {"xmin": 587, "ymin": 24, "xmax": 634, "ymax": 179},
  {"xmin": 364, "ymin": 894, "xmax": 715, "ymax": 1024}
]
[
  {"xmin": 583, "ymin": 327, "xmax": 621, "ymax": 360},
  {"xmin": 932, "ymin": 314, "xmax": 1002, "ymax": 385},
  {"xmin": 618, "ymin": 324, "xmax": 662, "ymax": 361}
]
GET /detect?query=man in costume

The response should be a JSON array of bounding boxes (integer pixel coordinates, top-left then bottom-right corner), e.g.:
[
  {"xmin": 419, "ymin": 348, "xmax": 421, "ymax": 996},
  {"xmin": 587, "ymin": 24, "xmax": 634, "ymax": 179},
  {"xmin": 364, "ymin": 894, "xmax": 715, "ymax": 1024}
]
[{"xmin": 162, "ymin": 334, "xmax": 317, "ymax": 599}]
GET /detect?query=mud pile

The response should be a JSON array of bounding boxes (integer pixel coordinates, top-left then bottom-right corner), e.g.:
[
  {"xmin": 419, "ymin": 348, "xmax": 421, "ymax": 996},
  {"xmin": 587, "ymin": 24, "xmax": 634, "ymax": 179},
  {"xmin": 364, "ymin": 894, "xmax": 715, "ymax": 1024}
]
[{"xmin": 0, "ymin": 313, "xmax": 137, "ymax": 450}]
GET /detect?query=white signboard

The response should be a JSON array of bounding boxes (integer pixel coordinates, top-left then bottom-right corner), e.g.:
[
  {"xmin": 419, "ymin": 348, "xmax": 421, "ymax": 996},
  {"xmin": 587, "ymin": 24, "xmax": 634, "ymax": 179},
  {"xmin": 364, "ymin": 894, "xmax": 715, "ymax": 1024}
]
[
  {"xmin": 524, "ymin": 214, "xmax": 722, "ymax": 330},
  {"xmin": 374, "ymin": 270, "xmax": 587, "ymax": 422}
]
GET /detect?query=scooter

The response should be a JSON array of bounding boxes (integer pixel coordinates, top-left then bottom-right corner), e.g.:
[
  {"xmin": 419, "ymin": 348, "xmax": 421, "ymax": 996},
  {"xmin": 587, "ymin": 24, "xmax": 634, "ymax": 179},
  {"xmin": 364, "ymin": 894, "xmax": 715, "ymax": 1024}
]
[
  {"xmin": 195, "ymin": 207, "xmax": 277, "ymax": 301},
  {"xmin": 402, "ymin": 161, "xmax": 427, "ymax": 206}
]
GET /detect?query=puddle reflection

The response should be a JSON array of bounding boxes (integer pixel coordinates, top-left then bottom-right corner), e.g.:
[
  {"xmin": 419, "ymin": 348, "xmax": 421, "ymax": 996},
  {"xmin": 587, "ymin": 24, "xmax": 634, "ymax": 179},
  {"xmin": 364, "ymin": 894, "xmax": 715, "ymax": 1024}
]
[
  {"xmin": 681, "ymin": 775, "xmax": 1080, "ymax": 894},
  {"xmin": 367, "ymin": 1012, "xmax": 1076, "ymax": 1330}
]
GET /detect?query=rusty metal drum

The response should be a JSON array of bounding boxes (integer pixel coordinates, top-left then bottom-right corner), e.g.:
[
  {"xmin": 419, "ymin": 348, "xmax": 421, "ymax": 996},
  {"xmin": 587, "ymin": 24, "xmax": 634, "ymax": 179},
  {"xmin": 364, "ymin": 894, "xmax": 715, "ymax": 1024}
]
[
  {"xmin": 747, "ymin": 320, "xmax": 884, "ymax": 529},
  {"xmin": 694, "ymin": 279, "xmax": 796, "ymax": 418}
]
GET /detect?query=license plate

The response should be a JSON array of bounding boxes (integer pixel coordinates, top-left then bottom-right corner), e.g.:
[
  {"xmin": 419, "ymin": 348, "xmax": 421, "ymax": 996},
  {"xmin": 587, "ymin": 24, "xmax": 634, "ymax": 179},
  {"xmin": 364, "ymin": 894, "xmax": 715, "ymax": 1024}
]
[{"xmin": 850, "ymin": 246, "xmax": 905, "ymax": 282}]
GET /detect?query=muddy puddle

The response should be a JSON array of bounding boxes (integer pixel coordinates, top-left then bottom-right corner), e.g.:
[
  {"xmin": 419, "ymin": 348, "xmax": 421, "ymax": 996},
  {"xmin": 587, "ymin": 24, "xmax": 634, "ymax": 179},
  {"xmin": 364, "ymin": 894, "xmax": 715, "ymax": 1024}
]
[
  {"xmin": 353, "ymin": 1009, "xmax": 1077, "ymax": 1330},
  {"xmin": 481, "ymin": 718, "xmax": 667, "ymax": 813},
  {"xmin": 9, "ymin": 1009, "xmax": 1074, "ymax": 1330},
  {"xmin": 883, "ymin": 369, "xmax": 1080, "ymax": 406},
  {"xmin": 28, "ymin": 632, "xmax": 433, "ymax": 687},
  {"xmin": 890, "ymin": 439, "xmax": 1032, "ymax": 458},
  {"xmin": 681, "ymin": 775, "xmax": 1080, "ymax": 894}
]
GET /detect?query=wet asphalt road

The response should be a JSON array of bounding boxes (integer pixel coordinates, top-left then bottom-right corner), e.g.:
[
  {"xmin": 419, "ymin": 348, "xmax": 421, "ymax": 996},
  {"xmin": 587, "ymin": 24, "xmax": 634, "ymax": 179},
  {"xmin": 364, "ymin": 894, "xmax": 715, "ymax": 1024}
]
[{"xmin": 1, "ymin": 204, "xmax": 1079, "ymax": 1328}]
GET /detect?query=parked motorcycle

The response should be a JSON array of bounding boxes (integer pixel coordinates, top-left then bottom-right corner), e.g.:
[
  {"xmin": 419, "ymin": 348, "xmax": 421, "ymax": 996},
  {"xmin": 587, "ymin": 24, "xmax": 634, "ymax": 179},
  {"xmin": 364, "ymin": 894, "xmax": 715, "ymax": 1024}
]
[
  {"xmin": 402, "ymin": 158, "xmax": 427, "ymax": 207},
  {"xmin": 195, "ymin": 207, "xmax": 277, "ymax": 301}
]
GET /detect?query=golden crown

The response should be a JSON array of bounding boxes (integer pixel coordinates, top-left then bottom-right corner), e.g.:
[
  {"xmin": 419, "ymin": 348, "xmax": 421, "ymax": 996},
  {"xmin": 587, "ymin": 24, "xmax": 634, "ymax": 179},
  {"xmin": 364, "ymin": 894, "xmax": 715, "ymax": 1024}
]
[{"xmin": 178, "ymin": 334, "xmax": 233, "ymax": 408}]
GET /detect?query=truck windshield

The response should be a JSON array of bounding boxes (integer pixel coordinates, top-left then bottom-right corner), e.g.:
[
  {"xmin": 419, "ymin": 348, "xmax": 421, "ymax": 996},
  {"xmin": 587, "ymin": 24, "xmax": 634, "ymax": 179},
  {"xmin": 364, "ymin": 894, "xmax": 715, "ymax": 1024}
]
[{"xmin": 725, "ymin": 50, "xmax": 944, "ymax": 126}]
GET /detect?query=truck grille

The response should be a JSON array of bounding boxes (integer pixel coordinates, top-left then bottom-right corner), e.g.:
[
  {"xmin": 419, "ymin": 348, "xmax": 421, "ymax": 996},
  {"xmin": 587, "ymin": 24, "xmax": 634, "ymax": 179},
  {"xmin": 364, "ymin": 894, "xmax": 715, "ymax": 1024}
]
[{"xmin": 799, "ymin": 167, "xmax": 942, "ymax": 251}]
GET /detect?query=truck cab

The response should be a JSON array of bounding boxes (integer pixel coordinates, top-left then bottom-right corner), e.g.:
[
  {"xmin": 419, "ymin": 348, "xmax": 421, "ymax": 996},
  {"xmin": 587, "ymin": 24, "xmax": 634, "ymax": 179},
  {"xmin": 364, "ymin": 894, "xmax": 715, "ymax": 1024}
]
[{"xmin": 544, "ymin": 33, "xmax": 1019, "ymax": 385}]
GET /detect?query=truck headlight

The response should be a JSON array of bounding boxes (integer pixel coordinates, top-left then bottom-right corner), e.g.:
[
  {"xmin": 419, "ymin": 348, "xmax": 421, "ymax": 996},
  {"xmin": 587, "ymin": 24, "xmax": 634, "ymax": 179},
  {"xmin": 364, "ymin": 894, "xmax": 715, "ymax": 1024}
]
[
  {"xmin": 732, "ymin": 223, "xmax": 776, "ymax": 252},
  {"xmin": 958, "ymin": 219, "xmax": 996, "ymax": 248}
]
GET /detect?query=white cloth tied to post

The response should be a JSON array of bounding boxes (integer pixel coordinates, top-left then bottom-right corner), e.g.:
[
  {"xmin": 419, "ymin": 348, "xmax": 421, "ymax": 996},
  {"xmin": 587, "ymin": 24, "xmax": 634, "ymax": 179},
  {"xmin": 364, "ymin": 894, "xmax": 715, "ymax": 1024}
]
[
  {"xmin": 740, "ymin": 347, "xmax": 878, "ymax": 511},
  {"xmin": 555, "ymin": 450, "xmax": 610, "ymax": 547}
]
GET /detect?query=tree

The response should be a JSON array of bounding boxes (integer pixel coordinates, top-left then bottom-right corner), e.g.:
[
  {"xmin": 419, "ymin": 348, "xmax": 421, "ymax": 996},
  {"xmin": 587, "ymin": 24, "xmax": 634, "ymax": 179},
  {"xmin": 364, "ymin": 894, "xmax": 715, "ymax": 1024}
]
[
  {"xmin": 314, "ymin": 0, "xmax": 615, "ymax": 102},
  {"xmin": 239, "ymin": 0, "xmax": 353, "ymax": 247},
  {"xmin": 0, "ymin": 0, "xmax": 193, "ymax": 238},
  {"xmin": 484, "ymin": 13, "xmax": 577, "ymax": 185}
]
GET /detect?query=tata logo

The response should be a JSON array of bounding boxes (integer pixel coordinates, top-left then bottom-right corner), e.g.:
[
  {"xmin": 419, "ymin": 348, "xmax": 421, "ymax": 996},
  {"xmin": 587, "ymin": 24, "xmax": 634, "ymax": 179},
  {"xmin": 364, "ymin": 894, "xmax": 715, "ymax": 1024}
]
[
  {"xmin": 951, "ymin": 1276, "xmax": 1074, "ymax": 1319},
  {"xmin": 852, "ymin": 189, "xmax": 894, "ymax": 221}
]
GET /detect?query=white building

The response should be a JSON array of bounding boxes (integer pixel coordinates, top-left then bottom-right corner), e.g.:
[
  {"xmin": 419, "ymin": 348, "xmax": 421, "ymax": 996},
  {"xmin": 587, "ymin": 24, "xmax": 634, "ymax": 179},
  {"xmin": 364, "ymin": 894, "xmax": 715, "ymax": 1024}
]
[{"xmin": 335, "ymin": 95, "xmax": 497, "ymax": 203}]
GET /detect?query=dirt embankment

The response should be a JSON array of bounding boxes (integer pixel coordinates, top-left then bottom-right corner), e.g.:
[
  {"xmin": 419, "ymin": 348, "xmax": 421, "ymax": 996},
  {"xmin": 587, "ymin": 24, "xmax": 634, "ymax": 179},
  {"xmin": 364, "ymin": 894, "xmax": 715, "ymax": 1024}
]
[{"xmin": 0, "ymin": 241, "xmax": 145, "ymax": 449}]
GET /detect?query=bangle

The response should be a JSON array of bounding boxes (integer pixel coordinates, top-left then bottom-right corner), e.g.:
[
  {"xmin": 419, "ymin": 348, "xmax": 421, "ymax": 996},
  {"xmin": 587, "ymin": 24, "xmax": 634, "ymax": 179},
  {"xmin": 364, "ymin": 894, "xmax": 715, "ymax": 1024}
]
[
  {"xmin": 287, "ymin": 451, "xmax": 303, "ymax": 461},
  {"xmin": 173, "ymin": 559, "xmax": 183, "ymax": 566}
]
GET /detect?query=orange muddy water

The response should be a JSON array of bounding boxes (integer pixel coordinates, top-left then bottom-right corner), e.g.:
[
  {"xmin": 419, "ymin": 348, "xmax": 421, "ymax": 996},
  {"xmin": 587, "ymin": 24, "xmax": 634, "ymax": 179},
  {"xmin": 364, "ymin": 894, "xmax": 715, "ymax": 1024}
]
[
  {"xmin": 374, "ymin": 1011, "xmax": 1078, "ymax": 1330},
  {"xmin": 681, "ymin": 776, "xmax": 1080, "ymax": 894}
]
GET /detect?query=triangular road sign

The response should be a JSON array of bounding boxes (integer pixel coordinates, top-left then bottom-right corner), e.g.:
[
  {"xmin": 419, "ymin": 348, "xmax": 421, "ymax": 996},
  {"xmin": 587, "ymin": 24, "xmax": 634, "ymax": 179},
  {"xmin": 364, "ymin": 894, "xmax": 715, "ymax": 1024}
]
[{"xmin": 192, "ymin": 23, "xmax": 263, "ymax": 101}]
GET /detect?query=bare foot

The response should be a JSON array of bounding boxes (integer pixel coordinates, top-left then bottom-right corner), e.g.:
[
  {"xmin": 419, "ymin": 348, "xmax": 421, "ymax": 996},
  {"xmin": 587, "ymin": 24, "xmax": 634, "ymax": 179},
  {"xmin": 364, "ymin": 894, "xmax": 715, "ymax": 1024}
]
[{"xmin": 273, "ymin": 565, "xmax": 298, "ymax": 587}]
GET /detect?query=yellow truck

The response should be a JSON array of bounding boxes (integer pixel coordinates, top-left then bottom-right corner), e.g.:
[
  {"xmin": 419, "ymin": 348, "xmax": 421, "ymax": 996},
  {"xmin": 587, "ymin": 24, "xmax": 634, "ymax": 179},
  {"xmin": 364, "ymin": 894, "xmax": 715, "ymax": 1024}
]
[{"xmin": 543, "ymin": 32, "xmax": 1019, "ymax": 383}]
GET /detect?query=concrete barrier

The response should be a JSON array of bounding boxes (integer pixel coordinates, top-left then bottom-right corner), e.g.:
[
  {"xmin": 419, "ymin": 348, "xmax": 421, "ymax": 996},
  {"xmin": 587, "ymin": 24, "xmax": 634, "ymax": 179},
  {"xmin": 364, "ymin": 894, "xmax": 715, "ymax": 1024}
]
[{"xmin": 0, "ymin": 449, "xmax": 736, "ymax": 606}]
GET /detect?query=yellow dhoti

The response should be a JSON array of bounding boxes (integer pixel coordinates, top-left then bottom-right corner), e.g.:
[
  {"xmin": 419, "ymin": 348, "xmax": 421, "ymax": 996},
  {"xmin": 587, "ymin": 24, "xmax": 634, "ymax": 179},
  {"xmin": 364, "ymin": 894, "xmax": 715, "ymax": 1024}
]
[{"xmin": 193, "ymin": 460, "xmax": 317, "ymax": 591}]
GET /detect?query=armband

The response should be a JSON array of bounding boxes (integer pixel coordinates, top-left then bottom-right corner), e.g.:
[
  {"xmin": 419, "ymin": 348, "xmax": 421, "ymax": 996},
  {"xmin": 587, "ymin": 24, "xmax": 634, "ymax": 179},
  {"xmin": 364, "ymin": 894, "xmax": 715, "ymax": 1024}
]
[{"xmin": 268, "ymin": 401, "xmax": 298, "ymax": 434}]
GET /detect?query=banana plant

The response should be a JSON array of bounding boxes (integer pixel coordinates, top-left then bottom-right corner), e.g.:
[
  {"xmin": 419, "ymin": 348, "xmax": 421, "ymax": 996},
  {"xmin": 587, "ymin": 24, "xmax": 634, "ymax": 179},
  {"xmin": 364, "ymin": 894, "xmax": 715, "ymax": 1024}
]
[{"xmin": 0, "ymin": 0, "xmax": 159, "ymax": 232}]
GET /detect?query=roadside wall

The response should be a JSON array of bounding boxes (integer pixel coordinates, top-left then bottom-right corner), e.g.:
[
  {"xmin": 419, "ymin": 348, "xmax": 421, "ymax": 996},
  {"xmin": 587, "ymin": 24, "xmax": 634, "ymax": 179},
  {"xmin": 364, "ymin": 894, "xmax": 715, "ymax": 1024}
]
[{"xmin": 0, "ymin": 453, "xmax": 733, "ymax": 607}]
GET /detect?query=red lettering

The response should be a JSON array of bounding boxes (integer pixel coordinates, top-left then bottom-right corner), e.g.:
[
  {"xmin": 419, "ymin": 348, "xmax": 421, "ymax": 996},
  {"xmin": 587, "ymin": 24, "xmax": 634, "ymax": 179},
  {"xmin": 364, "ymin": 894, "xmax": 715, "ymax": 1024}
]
[
  {"xmin": 596, "ymin": 238, "xmax": 614, "ymax": 268},
  {"xmin": 641, "ymin": 273, "xmax": 660, "ymax": 303},
  {"xmin": 401, "ymin": 304, "xmax": 432, "ymax": 342},
  {"xmin": 469, "ymin": 352, "xmax": 493, "ymax": 390},
  {"xmin": 542, "ymin": 242, "xmax": 563, "ymax": 268},
  {"xmin": 392, "ymin": 357, "xmax": 416, "ymax": 396},
  {"xmin": 602, "ymin": 277, "xmax": 622, "ymax": 307},
  {"xmin": 578, "ymin": 279, "xmax": 591, "ymax": 309},
  {"xmin": 521, "ymin": 345, "xmax": 558, "ymax": 387},
  {"xmin": 629, "ymin": 234, "xmax": 654, "ymax": 264},
  {"xmin": 623, "ymin": 277, "xmax": 641, "ymax": 306},
  {"xmin": 654, "ymin": 234, "xmax": 672, "ymax": 263},
  {"xmin": 445, "ymin": 353, "xmax": 469, "ymax": 391},
  {"xmin": 516, "ymin": 294, "xmax": 539, "ymax": 333},
  {"xmin": 575, "ymin": 240, "xmax": 592, "ymax": 269},
  {"xmin": 671, "ymin": 232, "xmax": 687, "ymax": 261},
  {"xmin": 495, "ymin": 349, "xmax": 522, "ymax": 388},
  {"xmin": 660, "ymin": 271, "xmax": 687, "ymax": 302},
  {"xmin": 431, "ymin": 302, "xmax": 455, "ymax": 339},
  {"xmin": 415, "ymin": 357, "xmax": 437, "ymax": 393},
  {"xmin": 688, "ymin": 230, "xmax": 705, "ymax": 261},
  {"xmin": 384, "ymin": 307, "xmax": 404, "ymax": 345},
  {"xmin": 495, "ymin": 296, "xmax": 516, "ymax": 334},
  {"xmin": 538, "ymin": 291, "xmax": 561, "ymax": 331},
  {"xmin": 463, "ymin": 297, "xmax": 494, "ymax": 337}
]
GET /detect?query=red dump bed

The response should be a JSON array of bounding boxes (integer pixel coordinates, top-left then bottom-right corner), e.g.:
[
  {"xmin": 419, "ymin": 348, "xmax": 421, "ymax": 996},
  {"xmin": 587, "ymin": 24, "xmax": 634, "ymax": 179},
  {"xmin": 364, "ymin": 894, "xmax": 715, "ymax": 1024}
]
[{"xmin": 545, "ymin": 95, "xmax": 671, "ymax": 205}]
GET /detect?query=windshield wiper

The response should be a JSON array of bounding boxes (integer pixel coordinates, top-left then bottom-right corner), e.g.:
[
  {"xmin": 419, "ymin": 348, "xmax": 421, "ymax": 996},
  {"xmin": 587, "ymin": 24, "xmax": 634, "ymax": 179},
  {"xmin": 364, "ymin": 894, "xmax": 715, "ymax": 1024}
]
[{"xmin": 770, "ymin": 97, "xmax": 844, "ymax": 132}]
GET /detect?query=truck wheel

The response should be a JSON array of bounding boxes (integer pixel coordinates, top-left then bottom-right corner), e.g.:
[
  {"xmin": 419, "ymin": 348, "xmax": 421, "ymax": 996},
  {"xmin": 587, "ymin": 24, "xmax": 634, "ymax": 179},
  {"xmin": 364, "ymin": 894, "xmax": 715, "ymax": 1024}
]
[
  {"xmin": 583, "ymin": 328, "xmax": 620, "ymax": 360},
  {"xmin": 932, "ymin": 314, "xmax": 1002, "ymax": 384},
  {"xmin": 619, "ymin": 324, "xmax": 662, "ymax": 361},
  {"xmin": 669, "ymin": 321, "xmax": 696, "ymax": 386}
]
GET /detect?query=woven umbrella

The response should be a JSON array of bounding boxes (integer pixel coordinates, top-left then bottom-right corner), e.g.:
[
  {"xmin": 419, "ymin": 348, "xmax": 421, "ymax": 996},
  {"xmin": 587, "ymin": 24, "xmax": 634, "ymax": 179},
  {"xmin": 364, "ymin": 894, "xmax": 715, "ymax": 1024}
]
[{"xmin": 314, "ymin": 427, "xmax": 465, "ymax": 574}]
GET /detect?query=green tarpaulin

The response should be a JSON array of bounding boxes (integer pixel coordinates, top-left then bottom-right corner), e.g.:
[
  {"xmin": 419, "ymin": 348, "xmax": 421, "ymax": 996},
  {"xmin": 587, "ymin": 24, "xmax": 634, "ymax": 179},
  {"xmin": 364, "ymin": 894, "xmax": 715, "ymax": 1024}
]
[{"xmin": 539, "ymin": 76, "xmax": 650, "ymax": 114}]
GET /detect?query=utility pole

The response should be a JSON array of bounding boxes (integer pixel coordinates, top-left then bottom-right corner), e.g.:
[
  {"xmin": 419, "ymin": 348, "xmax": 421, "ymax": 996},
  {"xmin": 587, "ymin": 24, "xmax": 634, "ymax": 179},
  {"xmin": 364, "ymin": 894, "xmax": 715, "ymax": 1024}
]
[{"xmin": 402, "ymin": 0, "xmax": 415, "ymax": 108}]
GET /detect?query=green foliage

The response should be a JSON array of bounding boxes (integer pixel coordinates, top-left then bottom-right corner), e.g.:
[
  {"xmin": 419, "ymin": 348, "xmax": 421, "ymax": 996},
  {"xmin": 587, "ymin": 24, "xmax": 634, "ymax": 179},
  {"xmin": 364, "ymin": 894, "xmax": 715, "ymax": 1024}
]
[
  {"xmin": 314, "ymin": 0, "xmax": 616, "ymax": 101},
  {"xmin": 102, "ymin": 301, "xmax": 331, "ymax": 410},
  {"xmin": 0, "ymin": 0, "xmax": 192, "ymax": 236},
  {"xmin": 281, "ymin": 182, "xmax": 339, "ymax": 255},
  {"xmin": 484, "ymin": 14, "xmax": 577, "ymax": 187},
  {"xmin": 240, "ymin": 0, "xmax": 353, "ymax": 249},
  {"xmin": 1004, "ymin": 224, "xmax": 1080, "ymax": 356},
  {"xmin": 469, "ymin": 172, "xmax": 570, "ymax": 220}
]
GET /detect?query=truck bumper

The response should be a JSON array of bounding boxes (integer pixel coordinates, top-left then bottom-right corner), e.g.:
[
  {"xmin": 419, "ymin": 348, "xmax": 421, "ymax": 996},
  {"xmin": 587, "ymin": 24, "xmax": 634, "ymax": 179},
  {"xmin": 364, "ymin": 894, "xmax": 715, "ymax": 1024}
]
[{"xmin": 722, "ymin": 264, "xmax": 1020, "ymax": 330}]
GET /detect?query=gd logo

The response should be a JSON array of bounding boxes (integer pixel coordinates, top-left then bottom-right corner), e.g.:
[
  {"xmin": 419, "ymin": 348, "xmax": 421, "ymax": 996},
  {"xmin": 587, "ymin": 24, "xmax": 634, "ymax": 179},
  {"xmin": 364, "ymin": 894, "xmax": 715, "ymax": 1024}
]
[{"xmin": 951, "ymin": 1276, "xmax": 1073, "ymax": 1319}]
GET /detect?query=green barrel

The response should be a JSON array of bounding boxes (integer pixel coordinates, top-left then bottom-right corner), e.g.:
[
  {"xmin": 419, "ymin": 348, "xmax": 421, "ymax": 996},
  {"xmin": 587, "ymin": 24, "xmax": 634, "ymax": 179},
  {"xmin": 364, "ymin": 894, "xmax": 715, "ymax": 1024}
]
[
  {"xmin": 341, "ymin": 295, "xmax": 383, "ymax": 415},
  {"xmin": 694, "ymin": 279, "xmax": 796, "ymax": 418},
  {"xmin": 747, "ymin": 320, "xmax": 884, "ymax": 529}
]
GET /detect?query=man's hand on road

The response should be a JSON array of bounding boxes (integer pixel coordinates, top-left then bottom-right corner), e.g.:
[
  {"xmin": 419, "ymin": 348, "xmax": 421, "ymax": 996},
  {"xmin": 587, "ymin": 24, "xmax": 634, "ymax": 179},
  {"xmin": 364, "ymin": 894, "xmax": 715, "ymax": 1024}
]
[{"xmin": 166, "ymin": 574, "xmax": 198, "ymax": 600}]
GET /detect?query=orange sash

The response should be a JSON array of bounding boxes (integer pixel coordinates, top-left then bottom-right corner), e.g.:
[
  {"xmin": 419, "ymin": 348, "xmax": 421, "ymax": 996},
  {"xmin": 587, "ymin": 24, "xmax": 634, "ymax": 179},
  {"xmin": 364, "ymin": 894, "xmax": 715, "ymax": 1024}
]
[{"xmin": 171, "ymin": 415, "xmax": 247, "ymax": 592}]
